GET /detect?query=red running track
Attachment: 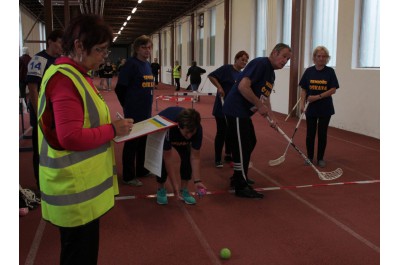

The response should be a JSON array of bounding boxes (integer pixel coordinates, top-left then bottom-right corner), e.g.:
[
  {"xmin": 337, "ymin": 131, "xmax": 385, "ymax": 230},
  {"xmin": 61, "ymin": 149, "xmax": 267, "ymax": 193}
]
[{"xmin": 19, "ymin": 79, "xmax": 380, "ymax": 265}]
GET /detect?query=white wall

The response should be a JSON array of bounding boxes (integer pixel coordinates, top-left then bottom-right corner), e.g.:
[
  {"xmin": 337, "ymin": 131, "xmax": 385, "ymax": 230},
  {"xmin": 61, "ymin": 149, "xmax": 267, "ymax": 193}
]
[
  {"xmin": 151, "ymin": 0, "xmax": 380, "ymax": 139},
  {"xmin": 333, "ymin": 0, "xmax": 380, "ymax": 138},
  {"xmin": 20, "ymin": 6, "xmax": 43, "ymax": 56}
]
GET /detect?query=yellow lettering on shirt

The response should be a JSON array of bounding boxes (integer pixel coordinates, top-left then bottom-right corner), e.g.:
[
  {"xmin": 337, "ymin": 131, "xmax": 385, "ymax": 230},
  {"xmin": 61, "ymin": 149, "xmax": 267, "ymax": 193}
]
[
  {"xmin": 309, "ymin": 80, "xmax": 327, "ymax": 91},
  {"xmin": 171, "ymin": 141, "xmax": 189, "ymax": 146},
  {"xmin": 142, "ymin": 75, "xmax": 154, "ymax": 88},
  {"xmin": 261, "ymin": 81, "xmax": 274, "ymax": 97}
]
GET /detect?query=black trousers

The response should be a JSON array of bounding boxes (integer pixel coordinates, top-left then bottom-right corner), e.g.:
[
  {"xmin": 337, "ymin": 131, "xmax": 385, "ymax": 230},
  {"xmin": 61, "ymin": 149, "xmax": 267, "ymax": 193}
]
[
  {"xmin": 59, "ymin": 219, "xmax": 100, "ymax": 265},
  {"xmin": 214, "ymin": 116, "xmax": 231, "ymax": 162},
  {"xmin": 306, "ymin": 116, "xmax": 331, "ymax": 161},
  {"xmin": 122, "ymin": 135, "xmax": 149, "ymax": 181},
  {"xmin": 153, "ymin": 74, "xmax": 159, "ymax": 85},
  {"xmin": 29, "ymin": 102, "xmax": 40, "ymax": 189},
  {"xmin": 157, "ymin": 145, "xmax": 192, "ymax": 184},
  {"xmin": 225, "ymin": 116, "xmax": 256, "ymax": 188},
  {"xmin": 174, "ymin": 78, "xmax": 180, "ymax": 90}
]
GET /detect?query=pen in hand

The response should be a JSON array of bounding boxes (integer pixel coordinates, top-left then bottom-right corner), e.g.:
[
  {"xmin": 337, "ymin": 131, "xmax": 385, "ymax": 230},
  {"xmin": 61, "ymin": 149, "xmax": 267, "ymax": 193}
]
[{"xmin": 113, "ymin": 112, "xmax": 134, "ymax": 135}]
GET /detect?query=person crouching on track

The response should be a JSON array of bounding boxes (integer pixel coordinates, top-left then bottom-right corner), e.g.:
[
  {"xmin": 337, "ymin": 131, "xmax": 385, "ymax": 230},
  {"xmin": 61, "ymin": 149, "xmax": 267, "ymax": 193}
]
[{"xmin": 155, "ymin": 107, "xmax": 207, "ymax": 205}]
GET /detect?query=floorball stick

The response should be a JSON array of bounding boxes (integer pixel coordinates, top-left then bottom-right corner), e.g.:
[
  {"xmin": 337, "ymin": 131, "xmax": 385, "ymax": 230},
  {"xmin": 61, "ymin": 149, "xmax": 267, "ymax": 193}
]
[
  {"xmin": 285, "ymin": 97, "xmax": 301, "ymax": 121},
  {"xmin": 266, "ymin": 116, "xmax": 343, "ymax": 181},
  {"xmin": 269, "ymin": 102, "xmax": 309, "ymax": 166}
]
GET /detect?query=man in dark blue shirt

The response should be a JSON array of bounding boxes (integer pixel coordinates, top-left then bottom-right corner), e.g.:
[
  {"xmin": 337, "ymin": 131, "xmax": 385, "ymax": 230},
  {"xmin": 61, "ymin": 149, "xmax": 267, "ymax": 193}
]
[{"xmin": 223, "ymin": 43, "xmax": 292, "ymax": 199}]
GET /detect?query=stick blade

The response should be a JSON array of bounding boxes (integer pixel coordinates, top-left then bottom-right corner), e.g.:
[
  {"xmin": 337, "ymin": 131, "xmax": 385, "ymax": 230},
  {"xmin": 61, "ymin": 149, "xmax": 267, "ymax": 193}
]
[
  {"xmin": 268, "ymin": 156, "xmax": 285, "ymax": 166},
  {"xmin": 318, "ymin": 168, "xmax": 343, "ymax": 181}
]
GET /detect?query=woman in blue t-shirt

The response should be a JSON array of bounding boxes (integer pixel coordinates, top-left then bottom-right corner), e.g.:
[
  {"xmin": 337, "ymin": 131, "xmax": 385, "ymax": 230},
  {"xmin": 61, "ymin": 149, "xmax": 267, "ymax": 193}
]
[
  {"xmin": 299, "ymin": 46, "xmax": 339, "ymax": 168},
  {"xmin": 115, "ymin": 35, "xmax": 154, "ymax": 186},
  {"xmin": 208, "ymin": 50, "xmax": 249, "ymax": 168}
]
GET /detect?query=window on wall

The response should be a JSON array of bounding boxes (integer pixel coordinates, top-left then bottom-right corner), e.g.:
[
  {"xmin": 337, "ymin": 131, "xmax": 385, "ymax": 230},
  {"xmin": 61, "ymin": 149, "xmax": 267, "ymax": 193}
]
[
  {"xmin": 198, "ymin": 19, "xmax": 204, "ymax": 66},
  {"xmin": 187, "ymin": 20, "xmax": 192, "ymax": 65},
  {"xmin": 311, "ymin": 0, "xmax": 338, "ymax": 66},
  {"xmin": 177, "ymin": 24, "xmax": 182, "ymax": 64},
  {"xmin": 282, "ymin": 0, "xmax": 292, "ymax": 66},
  {"xmin": 256, "ymin": 0, "xmax": 267, "ymax": 57},
  {"xmin": 359, "ymin": 0, "xmax": 380, "ymax": 67},
  {"xmin": 209, "ymin": 7, "xmax": 216, "ymax": 66},
  {"xmin": 40, "ymin": 22, "xmax": 46, "ymax": 51},
  {"xmin": 282, "ymin": 0, "xmax": 292, "ymax": 46},
  {"xmin": 163, "ymin": 31, "xmax": 168, "ymax": 66},
  {"xmin": 19, "ymin": 9, "xmax": 23, "ymax": 54}
]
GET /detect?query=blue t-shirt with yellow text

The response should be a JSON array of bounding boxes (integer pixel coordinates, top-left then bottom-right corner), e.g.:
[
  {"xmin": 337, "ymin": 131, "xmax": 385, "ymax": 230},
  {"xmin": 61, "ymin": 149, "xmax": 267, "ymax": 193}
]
[
  {"xmin": 222, "ymin": 57, "xmax": 275, "ymax": 118},
  {"xmin": 118, "ymin": 57, "xmax": 154, "ymax": 121},
  {"xmin": 299, "ymin": 66, "xmax": 339, "ymax": 117},
  {"xmin": 208, "ymin": 64, "xmax": 240, "ymax": 117},
  {"xmin": 158, "ymin": 107, "xmax": 203, "ymax": 151}
]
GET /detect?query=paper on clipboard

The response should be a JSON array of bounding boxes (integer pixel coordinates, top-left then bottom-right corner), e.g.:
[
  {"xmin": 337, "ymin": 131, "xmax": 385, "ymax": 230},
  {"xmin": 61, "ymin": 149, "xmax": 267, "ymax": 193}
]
[
  {"xmin": 144, "ymin": 130, "xmax": 167, "ymax": 177},
  {"xmin": 113, "ymin": 115, "xmax": 177, "ymax": 143}
]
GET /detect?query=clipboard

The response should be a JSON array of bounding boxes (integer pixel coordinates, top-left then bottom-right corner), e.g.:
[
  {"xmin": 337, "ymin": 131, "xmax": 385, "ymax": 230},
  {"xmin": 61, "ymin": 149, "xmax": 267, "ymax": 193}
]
[{"xmin": 113, "ymin": 115, "xmax": 177, "ymax": 143}]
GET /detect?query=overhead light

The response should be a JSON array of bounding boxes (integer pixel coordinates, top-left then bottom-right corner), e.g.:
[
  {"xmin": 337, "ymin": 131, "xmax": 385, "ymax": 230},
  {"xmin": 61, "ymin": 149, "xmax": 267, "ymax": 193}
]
[
  {"xmin": 120, "ymin": 26, "xmax": 124, "ymax": 31},
  {"xmin": 131, "ymin": 7, "xmax": 137, "ymax": 13},
  {"xmin": 123, "ymin": 22, "xmax": 127, "ymax": 26},
  {"xmin": 127, "ymin": 15, "xmax": 131, "ymax": 21},
  {"xmin": 138, "ymin": 0, "xmax": 143, "ymax": 3},
  {"xmin": 118, "ymin": 31, "xmax": 121, "ymax": 34}
]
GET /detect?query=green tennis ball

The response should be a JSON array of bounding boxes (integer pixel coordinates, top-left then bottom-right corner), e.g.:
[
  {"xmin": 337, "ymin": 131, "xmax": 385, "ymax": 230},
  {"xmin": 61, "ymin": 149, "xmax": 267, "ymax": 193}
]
[{"xmin": 220, "ymin": 248, "xmax": 231, "ymax": 259}]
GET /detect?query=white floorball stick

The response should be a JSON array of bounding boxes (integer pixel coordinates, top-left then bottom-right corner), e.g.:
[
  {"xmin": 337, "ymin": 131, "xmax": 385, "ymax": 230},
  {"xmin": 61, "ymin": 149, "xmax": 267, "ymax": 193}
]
[
  {"xmin": 269, "ymin": 102, "xmax": 309, "ymax": 166},
  {"xmin": 285, "ymin": 97, "xmax": 301, "ymax": 122},
  {"xmin": 266, "ymin": 116, "xmax": 343, "ymax": 181}
]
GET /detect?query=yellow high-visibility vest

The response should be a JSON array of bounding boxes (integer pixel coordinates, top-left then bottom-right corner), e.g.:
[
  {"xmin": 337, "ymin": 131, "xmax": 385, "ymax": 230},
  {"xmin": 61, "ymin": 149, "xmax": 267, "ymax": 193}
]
[
  {"xmin": 37, "ymin": 64, "xmax": 118, "ymax": 227},
  {"xmin": 173, "ymin": 65, "xmax": 181, "ymax": 78}
]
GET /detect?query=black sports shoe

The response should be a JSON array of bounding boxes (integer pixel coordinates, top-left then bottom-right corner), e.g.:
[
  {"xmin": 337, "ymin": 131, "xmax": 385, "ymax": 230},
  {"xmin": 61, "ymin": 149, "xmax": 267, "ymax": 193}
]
[
  {"xmin": 224, "ymin": 155, "xmax": 233, "ymax": 162},
  {"xmin": 247, "ymin": 178, "xmax": 255, "ymax": 185},
  {"xmin": 215, "ymin": 161, "xmax": 223, "ymax": 168},
  {"xmin": 235, "ymin": 186, "xmax": 264, "ymax": 199},
  {"xmin": 230, "ymin": 176, "xmax": 255, "ymax": 187}
]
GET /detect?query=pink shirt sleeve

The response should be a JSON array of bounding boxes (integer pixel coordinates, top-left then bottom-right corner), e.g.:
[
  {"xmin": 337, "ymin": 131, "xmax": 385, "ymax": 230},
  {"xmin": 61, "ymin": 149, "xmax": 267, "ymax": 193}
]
[{"xmin": 48, "ymin": 73, "xmax": 115, "ymax": 151}]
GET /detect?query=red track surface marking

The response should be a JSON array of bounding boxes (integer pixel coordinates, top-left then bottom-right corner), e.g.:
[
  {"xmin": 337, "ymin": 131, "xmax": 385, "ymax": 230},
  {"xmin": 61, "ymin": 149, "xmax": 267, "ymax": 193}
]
[{"xmin": 116, "ymin": 179, "xmax": 380, "ymax": 201}]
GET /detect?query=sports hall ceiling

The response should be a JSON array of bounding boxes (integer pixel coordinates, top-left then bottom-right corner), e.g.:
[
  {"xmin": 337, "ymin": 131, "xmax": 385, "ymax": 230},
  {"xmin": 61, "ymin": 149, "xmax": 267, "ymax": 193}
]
[{"xmin": 19, "ymin": 0, "xmax": 213, "ymax": 46}]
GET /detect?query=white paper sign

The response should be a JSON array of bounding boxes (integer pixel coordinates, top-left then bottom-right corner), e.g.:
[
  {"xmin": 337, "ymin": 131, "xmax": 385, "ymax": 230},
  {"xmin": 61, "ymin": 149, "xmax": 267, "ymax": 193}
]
[{"xmin": 144, "ymin": 130, "xmax": 168, "ymax": 177}]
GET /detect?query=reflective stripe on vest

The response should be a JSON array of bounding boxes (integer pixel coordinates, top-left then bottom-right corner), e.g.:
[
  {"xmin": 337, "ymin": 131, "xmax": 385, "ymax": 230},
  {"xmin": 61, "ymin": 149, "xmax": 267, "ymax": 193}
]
[
  {"xmin": 40, "ymin": 138, "xmax": 110, "ymax": 169},
  {"xmin": 41, "ymin": 176, "xmax": 113, "ymax": 206},
  {"xmin": 38, "ymin": 64, "xmax": 117, "ymax": 227}
]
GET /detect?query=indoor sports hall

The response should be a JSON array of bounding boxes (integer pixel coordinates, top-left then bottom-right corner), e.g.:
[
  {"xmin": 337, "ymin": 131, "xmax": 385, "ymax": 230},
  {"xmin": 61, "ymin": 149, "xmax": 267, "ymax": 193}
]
[{"xmin": 17, "ymin": 0, "xmax": 384, "ymax": 264}]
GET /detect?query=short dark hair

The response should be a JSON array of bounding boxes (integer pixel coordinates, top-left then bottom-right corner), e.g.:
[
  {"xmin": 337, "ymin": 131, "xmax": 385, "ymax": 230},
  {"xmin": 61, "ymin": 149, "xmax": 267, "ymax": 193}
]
[
  {"xmin": 177, "ymin": 109, "xmax": 201, "ymax": 133},
  {"xmin": 46, "ymin": 29, "xmax": 64, "ymax": 47},
  {"xmin": 234, "ymin": 50, "xmax": 249, "ymax": 61},
  {"xmin": 62, "ymin": 14, "xmax": 113, "ymax": 56},
  {"xmin": 132, "ymin": 35, "xmax": 152, "ymax": 57},
  {"xmin": 270, "ymin": 43, "xmax": 291, "ymax": 56}
]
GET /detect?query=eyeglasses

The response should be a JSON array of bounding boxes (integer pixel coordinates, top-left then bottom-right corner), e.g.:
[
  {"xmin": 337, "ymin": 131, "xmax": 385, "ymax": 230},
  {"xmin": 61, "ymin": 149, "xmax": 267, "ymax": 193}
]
[{"xmin": 95, "ymin": 47, "xmax": 111, "ymax": 56}]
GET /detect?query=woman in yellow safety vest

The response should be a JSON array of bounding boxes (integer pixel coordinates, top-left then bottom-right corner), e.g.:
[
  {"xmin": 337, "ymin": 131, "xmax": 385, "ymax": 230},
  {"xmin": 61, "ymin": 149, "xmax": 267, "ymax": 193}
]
[
  {"xmin": 37, "ymin": 15, "xmax": 133, "ymax": 265},
  {"xmin": 173, "ymin": 60, "xmax": 182, "ymax": 91}
]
